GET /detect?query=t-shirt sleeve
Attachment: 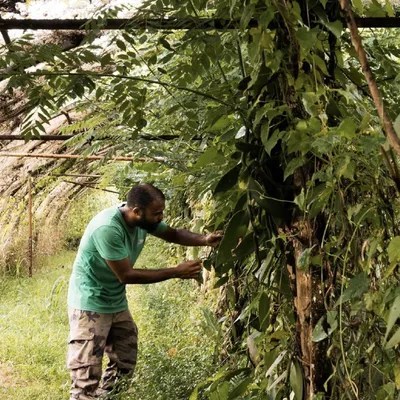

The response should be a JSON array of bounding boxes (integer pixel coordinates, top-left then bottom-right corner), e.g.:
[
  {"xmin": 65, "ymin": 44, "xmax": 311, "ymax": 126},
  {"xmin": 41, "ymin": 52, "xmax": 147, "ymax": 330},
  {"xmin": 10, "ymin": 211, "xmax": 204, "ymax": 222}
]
[
  {"xmin": 92, "ymin": 225, "xmax": 128, "ymax": 261},
  {"xmin": 151, "ymin": 221, "xmax": 169, "ymax": 235}
]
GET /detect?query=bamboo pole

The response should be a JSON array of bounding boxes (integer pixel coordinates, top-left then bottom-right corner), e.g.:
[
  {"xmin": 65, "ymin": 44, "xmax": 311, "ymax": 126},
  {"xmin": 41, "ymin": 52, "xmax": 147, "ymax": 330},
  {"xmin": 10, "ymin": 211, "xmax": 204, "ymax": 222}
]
[
  {"xmin": 0, "ymin": 17, "xmax": 399, "ymax": 31},
  {"xmin": 0, "ymin": 152, "xmax": 154, "ymax": 162},
  {"xmin": 0, "ymin": 134, "xmax": 185, "ymax": 141},
  {"xmin": 51, "ymin": 173, "xmax": 101, "ymax": 178},
  {"xmin": 62, "ymin": 180, "xmax": 119, "ymax": 194},
  {"xmin": 0, "ymin": 135, "xmax": 74, "ymax": 141},
  {"xmin": 0, "ymin": 18, "xmax": 251, "ymax": 31},
  {"xmin": 28, "ymin": 174, "xmax": 33, "ymax": 277}
]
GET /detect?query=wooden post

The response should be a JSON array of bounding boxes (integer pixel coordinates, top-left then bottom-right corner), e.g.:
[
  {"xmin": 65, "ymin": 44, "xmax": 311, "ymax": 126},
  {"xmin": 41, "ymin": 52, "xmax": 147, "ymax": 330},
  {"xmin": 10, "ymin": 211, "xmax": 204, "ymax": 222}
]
[{"xmin": 28, "ymin": 174, "xmax": 33, "ymax": 277}]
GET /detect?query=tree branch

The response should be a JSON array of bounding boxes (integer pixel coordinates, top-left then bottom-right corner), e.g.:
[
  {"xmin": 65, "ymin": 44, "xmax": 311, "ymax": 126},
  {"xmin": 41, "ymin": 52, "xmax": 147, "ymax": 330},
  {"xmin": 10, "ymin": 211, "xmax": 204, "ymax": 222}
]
[
  {"xmin": 0, "ymin": 71, "xmax": 233, "ymax": 107},
  {"xmin": 340, "ymin": 0, "xmax": 400, "ymax": 157}
]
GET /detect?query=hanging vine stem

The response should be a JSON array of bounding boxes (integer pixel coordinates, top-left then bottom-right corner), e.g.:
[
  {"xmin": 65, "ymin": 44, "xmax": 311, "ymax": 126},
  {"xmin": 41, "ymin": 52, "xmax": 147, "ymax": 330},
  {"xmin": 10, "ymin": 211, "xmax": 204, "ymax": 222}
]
[
  {"xmin": 0, "ymin": 71, "xmax": 234, "ymax": 108},
  {"xmin": 339, "ymin": 0, "xmax": 400, "ymax": 157},
  {"xmin": 338, "ymin": 207, "xmax": 374, "ymax": 400}
]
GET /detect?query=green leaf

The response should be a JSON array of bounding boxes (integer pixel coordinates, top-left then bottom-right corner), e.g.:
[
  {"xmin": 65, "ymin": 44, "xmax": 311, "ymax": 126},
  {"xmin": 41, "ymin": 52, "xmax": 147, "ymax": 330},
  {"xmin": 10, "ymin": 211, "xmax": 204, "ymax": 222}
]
[
  {"xmin": 324, "ymin": 20, "xmax": 343, "ymax": 38},
  {"xmin": 394, "ymin": 114, "xmax": 400, "ymax": 137},
  {"xmin": 189, "ymin": 386, "xmax": 199, "ymax": 400},
  {"xmin": 261, "ymin": 127, "xmax": 282, "ymax": 155},
  {"xmin": 327, "ymin": 311, "xmax": 338, "ymax": 334},
  {"xmin": 210, "ymin": 115, "xmax": 231, "ymax": 132},
  {"xmin": 211, "ymin": 381, "xmax": 229, "ymax": 400},
  {"xmin": 385, "ymin": 327, "xmax": 400, "ymax": 349},
  {"xmin": 384, "ymin": 295, "xmax": 400, "ymax": 343},
  {"xmin": 193, "ymin": 147, "xmax": 225, "ymax": 169},
  {"xmin": 247, "ymin": 178, "xmax": 286, "ymax": 219},
  {"xmin": 308, "ymin": 185, "xmax": 333, "ymax": 218},
  {"xmin": 73, "ymin": 83, "xmax": 85, "ymax": 97},
  {"xmin": 388, "ymin": 236, "xmax": 400, "ymax": 265},
  {"xmin": 290, "ymin": 360, "xmax": 303, "ymax": 400},
  {"xmin": 335, "ymin": 272, "xmax": 369, "ymax": 307},
  {"xmin": 312, "ymin": 316, "xmax": 328, "ymax": 342},
  {"xmin": 116, "ymin": 39, "xmax": 126, "ymax": 51},
  {"xmin": 352, "ymin": 0, "xmax": 364, "ymax": 13},
  {"xmin": 228, "ymin": 377, "xmax": 252, "ymax": 400},
  {"xmin": 159, "ymin": 37, "xmax": 174, "ymax": 51},
  {"xmin": 337, "ymin": 118, "xmax": 357, "ymax": 139},
  {"xmin": 240, "ymin": 4, "xmax": 255, "ymax": 29},
  {"xmin": 213, "ymin": 164, "xmax": 242, "ymax": 194},
  {"xmin": 214, "ymin": 275, "xmax": 229, "ymax": 288},
  {"xmin": 297, "ymin": 246, "xmax": 315, "ymax": 270},
  {"xmin": 216, "ymin": 210, "xmax": 249, "ymax": 268},
  {"xmin": 294, "ymin": 189, "xmax": 305, "ymax": 210},
  {"xmin": 376, "ymin": 383, "xmax": 395, "ymax": 400},
  {"xmin": 296, "ymin": 27, "xmax": 318, "ymax": 53},
  {"xmin": 258, "ymin": 291, "xmax": 270, "ymax": 331},
  {"xmin": 336, "ymin": 156, "xmax": 355, "ymax": 180},
  {"xmin": 284, "ymin": 157, "xmax": 306, "ymax": 181},
  {"xmin": 233, "ymin": 233, "xmax": 256, "ymax": 260}
]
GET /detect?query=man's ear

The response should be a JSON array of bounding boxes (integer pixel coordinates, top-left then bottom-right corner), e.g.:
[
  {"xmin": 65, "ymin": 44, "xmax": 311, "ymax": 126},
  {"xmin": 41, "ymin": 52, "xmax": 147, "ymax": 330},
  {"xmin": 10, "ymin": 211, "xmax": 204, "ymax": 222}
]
[{"xmin": 131, "ymin": 207, "xmax": 143, "ymax": 217}]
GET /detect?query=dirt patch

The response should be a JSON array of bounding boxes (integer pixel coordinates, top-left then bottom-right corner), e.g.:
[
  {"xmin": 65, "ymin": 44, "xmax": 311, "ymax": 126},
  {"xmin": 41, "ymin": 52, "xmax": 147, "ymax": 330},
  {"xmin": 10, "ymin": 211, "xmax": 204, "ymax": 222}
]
[{"xmin": 0, "ymin": 362, "xmax": 19, "ymax": 388}]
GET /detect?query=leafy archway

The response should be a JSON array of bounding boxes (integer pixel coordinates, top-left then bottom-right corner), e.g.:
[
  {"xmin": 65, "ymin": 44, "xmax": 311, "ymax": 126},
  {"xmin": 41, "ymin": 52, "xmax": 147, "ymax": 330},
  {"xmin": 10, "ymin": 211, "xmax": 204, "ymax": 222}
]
[{"xmin": 2, "ymin": 1, "xmax": 400, "ymax": 398}]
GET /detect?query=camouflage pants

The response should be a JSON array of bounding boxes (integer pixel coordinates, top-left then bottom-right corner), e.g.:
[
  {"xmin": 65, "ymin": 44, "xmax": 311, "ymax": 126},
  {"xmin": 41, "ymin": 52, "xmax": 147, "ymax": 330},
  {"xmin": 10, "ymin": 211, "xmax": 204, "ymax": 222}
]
[{"xmin": 67, "ymin": 309, "xmax": 138, "ymax": 400}]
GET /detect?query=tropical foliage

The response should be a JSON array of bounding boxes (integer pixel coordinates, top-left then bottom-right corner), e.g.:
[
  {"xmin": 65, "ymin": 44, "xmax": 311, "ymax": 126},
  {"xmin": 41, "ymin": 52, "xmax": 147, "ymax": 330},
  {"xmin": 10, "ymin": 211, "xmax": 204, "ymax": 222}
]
[{"xmin": 2, "ymin": 0, "xmax": 400, "ymax": 398}]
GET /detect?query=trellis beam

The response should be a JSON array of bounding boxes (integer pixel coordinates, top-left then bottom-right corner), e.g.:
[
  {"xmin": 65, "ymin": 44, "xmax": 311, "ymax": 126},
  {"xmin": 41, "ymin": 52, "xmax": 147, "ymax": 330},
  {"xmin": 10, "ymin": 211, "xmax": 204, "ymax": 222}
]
[
  {"xmin": 0, "ymin": 152, "xmax": 157, "ymax": 162},
  {"xmin": 0, "ymin": 18, "xmax": 254, "ymax": 30},
  {"xmin": 0, "ymin": 134, "xmax": 188, "ymax": 141},
  {"xmin": 0, "ymin": 17, "xmax": 400, "ymax": 31}
]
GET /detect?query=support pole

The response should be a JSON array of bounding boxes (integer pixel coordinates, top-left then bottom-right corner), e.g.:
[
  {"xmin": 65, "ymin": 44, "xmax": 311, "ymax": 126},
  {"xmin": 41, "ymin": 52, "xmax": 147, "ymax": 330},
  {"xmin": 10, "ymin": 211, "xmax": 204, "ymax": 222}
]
[
  {"xmin": 28, "ymin": 174, "xmax": 33, "ymax": 277},
  {"xmin": 0, "ymin": 152, "xmax": 154, "ymax": 162}
]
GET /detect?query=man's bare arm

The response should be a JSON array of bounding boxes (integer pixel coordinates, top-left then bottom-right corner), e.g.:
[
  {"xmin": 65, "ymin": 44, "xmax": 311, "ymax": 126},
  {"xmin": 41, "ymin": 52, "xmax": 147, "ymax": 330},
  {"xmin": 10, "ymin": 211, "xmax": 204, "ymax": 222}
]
[
  {"xmin": 105, "ymin": 258, "xmax": 202, "ymax": 284},
  {"xmin": 154, "ymin": 227, "xmax": 223, "ymax": 247}
]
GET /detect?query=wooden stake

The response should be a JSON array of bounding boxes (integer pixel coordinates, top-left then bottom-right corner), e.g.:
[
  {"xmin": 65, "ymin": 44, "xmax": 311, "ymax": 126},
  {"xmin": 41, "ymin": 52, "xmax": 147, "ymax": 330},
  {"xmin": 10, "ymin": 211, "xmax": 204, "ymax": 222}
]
[{"xmin": 28, "ymin": 174, "xmax": 33, "ymax": 277}]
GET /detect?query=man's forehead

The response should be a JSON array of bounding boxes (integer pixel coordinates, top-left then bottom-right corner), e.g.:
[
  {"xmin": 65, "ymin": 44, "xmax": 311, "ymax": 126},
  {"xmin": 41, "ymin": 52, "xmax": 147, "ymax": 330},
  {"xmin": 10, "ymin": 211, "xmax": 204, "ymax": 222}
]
[{"xmin": 147, "ymin": 199, "xmax": 165, "ymax": 210}]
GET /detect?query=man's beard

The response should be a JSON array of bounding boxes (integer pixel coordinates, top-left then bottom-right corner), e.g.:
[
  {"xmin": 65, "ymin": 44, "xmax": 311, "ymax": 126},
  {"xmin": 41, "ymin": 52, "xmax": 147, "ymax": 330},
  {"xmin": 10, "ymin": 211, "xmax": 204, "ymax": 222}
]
[{"xmin": 136, "ymin": 216, "xmax": 159, "ymax": 232}]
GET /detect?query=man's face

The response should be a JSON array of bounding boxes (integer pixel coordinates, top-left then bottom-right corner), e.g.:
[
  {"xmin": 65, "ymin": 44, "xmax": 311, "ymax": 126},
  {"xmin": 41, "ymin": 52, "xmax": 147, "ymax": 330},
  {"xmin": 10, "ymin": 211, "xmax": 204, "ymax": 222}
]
[{"xmin": 136, "ymin": 199, "xmax": 165, "ymax": 232}]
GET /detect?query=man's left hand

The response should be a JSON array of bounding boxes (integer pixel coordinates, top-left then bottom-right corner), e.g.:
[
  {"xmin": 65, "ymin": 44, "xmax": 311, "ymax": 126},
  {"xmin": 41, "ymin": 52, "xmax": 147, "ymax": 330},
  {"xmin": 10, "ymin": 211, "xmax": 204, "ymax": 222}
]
[{"xmin": 204, "ymin": 231, "xmax": 224, "ymax": 247}]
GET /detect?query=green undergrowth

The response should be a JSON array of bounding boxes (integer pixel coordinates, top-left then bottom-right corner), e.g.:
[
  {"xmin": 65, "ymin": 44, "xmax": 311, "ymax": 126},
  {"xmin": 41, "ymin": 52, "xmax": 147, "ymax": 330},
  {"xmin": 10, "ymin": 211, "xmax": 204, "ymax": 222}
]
[
  {"xmin": 0, "ymin": 239, "xmax": 219, "ymax": 400},
  {"xmin": 0, "ymin": 250, "xmax": 73, "ymax": 399}
]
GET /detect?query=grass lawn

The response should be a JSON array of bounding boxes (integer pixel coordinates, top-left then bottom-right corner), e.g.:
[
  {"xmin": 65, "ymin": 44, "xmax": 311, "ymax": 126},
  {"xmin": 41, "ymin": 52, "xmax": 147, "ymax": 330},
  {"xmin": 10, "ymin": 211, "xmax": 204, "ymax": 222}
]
[{"xmin": 0, "ymin": 244, "xmax": 218, "ymax": 400}]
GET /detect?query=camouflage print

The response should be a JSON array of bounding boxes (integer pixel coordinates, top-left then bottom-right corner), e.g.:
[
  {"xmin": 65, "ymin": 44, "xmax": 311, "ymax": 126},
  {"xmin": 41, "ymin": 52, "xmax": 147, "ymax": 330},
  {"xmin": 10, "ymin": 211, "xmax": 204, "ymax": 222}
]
[{"xmin": 67, "ymin": 309, "xmax": 138, "ymax": 400}]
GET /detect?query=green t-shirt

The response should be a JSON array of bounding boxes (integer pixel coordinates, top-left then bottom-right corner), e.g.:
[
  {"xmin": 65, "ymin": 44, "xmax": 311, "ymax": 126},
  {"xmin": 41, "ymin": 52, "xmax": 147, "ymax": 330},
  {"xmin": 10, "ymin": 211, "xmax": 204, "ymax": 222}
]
[{"xmin": 67, "ymin": 205, "xmax": 168, "ymax": 313}]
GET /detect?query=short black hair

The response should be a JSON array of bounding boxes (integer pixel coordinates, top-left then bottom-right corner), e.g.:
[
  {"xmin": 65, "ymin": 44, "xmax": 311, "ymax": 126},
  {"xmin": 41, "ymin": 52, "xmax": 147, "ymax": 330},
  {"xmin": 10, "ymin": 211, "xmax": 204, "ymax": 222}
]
[{"xmin": 126, "ymin": 183, "xmax": 165, "ymax": 208}]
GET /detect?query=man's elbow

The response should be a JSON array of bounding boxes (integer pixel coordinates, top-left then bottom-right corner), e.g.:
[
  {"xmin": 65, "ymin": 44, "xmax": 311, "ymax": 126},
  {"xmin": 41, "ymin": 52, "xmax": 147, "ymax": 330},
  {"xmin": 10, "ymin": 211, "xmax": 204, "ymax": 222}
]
[
  {"xmin": 117, "ymin": 270, "xmax": 141, "ymax": 284},
  {"xmin": 116, "ymin": 272, "xmax": 130, "ymax": 284}
]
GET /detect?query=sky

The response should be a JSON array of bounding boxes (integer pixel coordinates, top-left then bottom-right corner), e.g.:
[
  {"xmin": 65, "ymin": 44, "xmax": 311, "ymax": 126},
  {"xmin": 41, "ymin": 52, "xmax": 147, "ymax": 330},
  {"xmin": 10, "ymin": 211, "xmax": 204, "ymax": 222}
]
[{"xmin": 9, "ymin": 0, "xmax": 143, "ymax": 19}]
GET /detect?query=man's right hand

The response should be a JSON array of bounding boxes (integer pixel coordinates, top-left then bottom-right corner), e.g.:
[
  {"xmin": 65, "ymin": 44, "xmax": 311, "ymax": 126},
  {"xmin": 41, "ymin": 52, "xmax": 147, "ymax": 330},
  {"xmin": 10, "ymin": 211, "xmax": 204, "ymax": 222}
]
[{"xmin": 175, "ymin": 259, "xmax": 202, "ymax": 279}]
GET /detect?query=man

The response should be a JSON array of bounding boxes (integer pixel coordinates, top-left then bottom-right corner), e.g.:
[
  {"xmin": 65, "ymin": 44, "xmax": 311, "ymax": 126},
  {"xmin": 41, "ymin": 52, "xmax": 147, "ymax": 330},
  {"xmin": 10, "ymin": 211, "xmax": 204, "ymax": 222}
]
[{"xmin": 67, "ymin": 183, "xmax": 223, "ymax": 399}]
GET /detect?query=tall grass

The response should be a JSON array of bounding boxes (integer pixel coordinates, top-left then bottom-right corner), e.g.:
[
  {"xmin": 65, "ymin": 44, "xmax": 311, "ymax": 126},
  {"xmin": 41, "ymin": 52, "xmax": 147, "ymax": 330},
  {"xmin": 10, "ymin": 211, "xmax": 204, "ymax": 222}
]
[
  {"xmin": 0, "ymin": 251, "xmax": 73, "ymax": 400},
  {"xmin": 0, "ymin": 239, "xmax": 219, "ymax": 399}
]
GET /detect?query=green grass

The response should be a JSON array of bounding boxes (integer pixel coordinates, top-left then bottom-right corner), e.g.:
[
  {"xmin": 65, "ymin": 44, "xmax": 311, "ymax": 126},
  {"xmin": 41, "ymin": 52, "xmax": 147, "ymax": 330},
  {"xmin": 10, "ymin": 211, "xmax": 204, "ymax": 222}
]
[
  {"xmin": 0, "ymin": 241, "xmax": 218, "ymax": 399},
  {"xmin": 0, "ymin": 251, "xmax": 73, "ymax": 400}
]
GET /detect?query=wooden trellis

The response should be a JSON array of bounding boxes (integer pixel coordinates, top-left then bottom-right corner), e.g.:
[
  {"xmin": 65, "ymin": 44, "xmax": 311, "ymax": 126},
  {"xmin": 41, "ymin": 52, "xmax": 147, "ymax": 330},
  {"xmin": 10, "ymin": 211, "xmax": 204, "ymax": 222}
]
[{"xmin": 0, "ymin": 17, "xmax": 400, "ymax": 30}]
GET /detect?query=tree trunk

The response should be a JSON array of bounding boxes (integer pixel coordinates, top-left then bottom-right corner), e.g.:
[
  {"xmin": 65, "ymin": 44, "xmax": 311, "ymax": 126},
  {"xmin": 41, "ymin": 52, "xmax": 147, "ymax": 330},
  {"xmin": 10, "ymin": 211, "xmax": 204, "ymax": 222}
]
[{"xmin": 287, "ymin": 217, "xmax": 331, "ymax": 398}]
